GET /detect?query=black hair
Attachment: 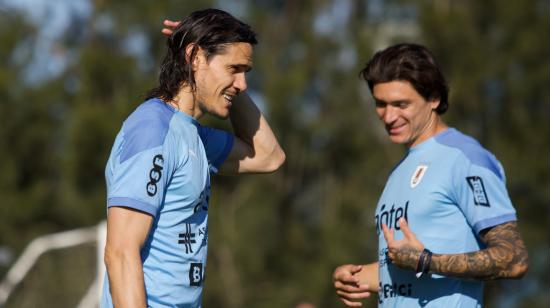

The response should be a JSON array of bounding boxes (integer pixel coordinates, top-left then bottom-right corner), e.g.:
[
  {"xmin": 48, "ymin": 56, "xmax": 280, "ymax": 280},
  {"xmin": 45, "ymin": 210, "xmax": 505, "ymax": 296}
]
[
  {"xmin": 146, "ymin": 8, "xmax": 257, "ymax": 101},
  {"xmin": 360, "ymin": 43, "xmax": 449, "ymax": 114}
]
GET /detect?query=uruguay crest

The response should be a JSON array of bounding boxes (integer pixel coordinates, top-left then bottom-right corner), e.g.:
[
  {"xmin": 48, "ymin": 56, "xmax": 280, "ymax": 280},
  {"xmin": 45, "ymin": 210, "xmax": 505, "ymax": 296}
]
[{"xmin": 410, "ymin": 165, "xmax": 428, "ymax": 188}]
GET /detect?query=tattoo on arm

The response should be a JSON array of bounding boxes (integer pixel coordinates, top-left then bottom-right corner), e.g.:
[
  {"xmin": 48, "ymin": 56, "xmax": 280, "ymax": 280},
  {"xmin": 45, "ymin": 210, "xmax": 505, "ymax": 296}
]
[
  {"xmin": 391, "ymin": 247, "xmax": 422, "ymax": 270},
  {"xmin": 430, "ymin": 222, "xmax": 529, "ymax": 280}
]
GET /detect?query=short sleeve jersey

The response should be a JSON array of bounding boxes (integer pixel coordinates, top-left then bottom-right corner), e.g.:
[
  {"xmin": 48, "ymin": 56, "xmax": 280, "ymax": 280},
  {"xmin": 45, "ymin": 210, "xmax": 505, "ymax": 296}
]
[
  {"xmin": 374, "ymin": 128, "xmax": 517, "ymax": 308},
  {"xmin": 101, "ymin": 98, "xmax": 233, "ymax": 308}
]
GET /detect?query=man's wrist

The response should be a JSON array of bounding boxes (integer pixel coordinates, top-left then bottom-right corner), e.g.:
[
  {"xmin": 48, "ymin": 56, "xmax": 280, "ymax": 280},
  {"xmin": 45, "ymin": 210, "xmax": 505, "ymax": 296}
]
[{"xmin": 415, "ymin": 248, "xmax": 432, "ymax": 278}]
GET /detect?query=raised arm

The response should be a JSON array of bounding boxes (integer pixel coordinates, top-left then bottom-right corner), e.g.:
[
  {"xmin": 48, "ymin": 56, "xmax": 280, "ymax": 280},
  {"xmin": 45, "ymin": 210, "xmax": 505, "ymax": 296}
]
[
  {"xmin": 160, "ymin": 21, "xmax": 284, "ymax": 175},
  {"xmin": 104, "ymin": 207, "xmax": 153, "ymax": 308},
  {"xmin": 219, "ymin": 92, "xmax": 285, "ymax": 174},
  {"xmin": 383, "ymin": 219, "xmax": 529, "ymax": 281}
]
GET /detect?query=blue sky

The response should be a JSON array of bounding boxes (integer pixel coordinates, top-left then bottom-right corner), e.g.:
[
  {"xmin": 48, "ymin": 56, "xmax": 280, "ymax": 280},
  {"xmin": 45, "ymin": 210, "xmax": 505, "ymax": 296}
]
[{"xmin": 1, "ymin": 0, "xmax": 92, "ymax": 84}]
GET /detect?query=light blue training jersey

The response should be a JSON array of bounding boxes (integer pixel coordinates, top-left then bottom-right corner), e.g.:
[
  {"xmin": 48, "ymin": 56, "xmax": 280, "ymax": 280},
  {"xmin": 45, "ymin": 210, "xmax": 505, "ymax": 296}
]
[
  {"xmin": 374, "ymin": 128, "xmax": 517, "ymax": 307},
  {"xmin": 101, "ymin": 98, "xmax": 234, "ymax": 307}
]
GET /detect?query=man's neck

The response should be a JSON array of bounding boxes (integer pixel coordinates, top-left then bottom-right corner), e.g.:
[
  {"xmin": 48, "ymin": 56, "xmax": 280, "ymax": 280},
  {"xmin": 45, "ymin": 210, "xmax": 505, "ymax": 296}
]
[
  {"xmin": 407, "ymin": 114, "xmax": 448, "ymax": 148},
  {"xmin": 171, "ymin": 87, "xmax": 203, "ymax": 119}
]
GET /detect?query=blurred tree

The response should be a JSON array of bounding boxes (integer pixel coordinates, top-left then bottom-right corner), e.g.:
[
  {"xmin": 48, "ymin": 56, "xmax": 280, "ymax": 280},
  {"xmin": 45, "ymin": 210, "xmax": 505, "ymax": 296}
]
[{"xmin": 0, "ymin": 0, "xmax": 548, "ymax": 307}]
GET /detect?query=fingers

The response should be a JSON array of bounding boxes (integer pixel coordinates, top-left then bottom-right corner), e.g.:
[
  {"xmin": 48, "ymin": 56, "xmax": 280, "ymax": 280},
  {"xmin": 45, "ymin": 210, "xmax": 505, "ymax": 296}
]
[
  {"xmin": 336, "ymin": 287, "xmax": 371, "ymax": 307},
  {"xmin": 334, "ymin": 264, "xmax": 370, "ymax": 307},
  {"xmin": 381, "ymin": 223, "xmax": 394, "ymax": 245},
  {"xmin": 337, "ymin": 290, "xmax": 371, "ymax": 299},
  {"xmin": 339, "ymin": 297, "xmax": 364, "ymax": 307},
  {"xmin": 163, "ymin": 19, "xmax": 181, "ymax": 27},
  {"xmin": 333, "ymin": 265, "xmax": 369, "ymax": 293},
  {"xmin": 333, "ymin": 265, "xmax": 361, "ymax": 283},
  {"xmin": 334, "ymin": 280, "xmax": 370, "ymax": 293},
  {"xmin": 349, "ymin": 264, "xmax": 363, "ymax": 275},
  {"xmin": 399, "ymin": 218, "xmax": 414, "ymax": 239},
  {"xmin": 337, "ymin": 290, "xmax": 371, "ymax": 307},
  {"xmin": 161, "ymin": 20, "xmax": 181, "ymax": 36},
  {"xmin": 384, "ymin": 220, "xmax": 417, "ymax": 243},
  {"xmin": 399, "ymin": 218, "xmax": 425, "ymax": 251},
  {"xmin": 161, "ymin": 28, "xmax": 174, "ymax": 36}
]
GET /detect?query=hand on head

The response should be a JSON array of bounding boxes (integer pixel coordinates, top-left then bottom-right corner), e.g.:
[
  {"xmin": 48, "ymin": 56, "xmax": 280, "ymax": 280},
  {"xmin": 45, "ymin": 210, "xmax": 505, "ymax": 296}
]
[{"xmin": 162, "ymin": 19, "xmax": 180, "ymax": 36}]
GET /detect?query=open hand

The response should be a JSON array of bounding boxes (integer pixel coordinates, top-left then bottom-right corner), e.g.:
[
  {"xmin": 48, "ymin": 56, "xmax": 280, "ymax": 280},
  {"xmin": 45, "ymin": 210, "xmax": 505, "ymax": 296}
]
[{"xmin": 381, "ymin": 218, "xmax": 424, "ymax": 270}]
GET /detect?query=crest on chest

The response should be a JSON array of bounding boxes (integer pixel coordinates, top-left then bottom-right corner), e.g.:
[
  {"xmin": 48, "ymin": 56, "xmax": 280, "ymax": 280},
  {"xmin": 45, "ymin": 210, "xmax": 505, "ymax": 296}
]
[{"xmin": 410, "ymin": 164, "xmax": 428, "ymax": 188}]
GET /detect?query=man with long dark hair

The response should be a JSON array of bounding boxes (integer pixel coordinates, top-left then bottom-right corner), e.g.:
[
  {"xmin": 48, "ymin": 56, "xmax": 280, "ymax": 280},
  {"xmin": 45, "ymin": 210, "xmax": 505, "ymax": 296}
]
[
  {"xmin": 333, "ymin": 43, "xmax": 528, "ymax": 307},
  {"xmin": 102, "ymin": 9, "xmax": 285, "ymax": 307}
]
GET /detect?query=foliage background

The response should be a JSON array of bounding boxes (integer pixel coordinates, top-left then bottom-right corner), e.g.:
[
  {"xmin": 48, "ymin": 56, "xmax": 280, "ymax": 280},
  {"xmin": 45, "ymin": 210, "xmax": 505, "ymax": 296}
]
[{"xmin": 0, "ymin": 0, "xmax": 548, "ymax": 307}]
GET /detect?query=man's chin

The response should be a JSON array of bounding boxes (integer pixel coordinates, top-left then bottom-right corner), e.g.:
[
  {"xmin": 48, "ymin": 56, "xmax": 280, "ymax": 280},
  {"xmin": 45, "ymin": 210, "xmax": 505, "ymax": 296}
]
[
  {"xmin": 388, "ymin": 135, "xmax": 407, "ymax": 145},
  {"xmin": 209, "ymin": 110, "xmax": 230, "ymax": 120}
]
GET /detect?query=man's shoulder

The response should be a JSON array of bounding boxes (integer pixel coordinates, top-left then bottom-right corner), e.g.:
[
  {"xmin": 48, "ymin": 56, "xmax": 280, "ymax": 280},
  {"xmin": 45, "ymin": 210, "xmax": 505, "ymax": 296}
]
[
  {"xmin": 124, "ymin": 98, "xmax": 175, "ymax": 132},
  {"xmin": 434, "ymin": 128, "xmax": 503, "ymax": 179},
  {"xmin": 119, "ymin": 98, "xmax": 176, "ymax": 162}
]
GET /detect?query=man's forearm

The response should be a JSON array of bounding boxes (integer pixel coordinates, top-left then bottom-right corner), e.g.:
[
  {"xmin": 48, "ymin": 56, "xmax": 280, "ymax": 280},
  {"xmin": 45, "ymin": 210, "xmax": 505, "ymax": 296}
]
[
  {"xmin": 228, "ymin": 92, "xmax": 284, "ymax": 172},
  {"xmin": 430, "ymin": 222, "xmax": 528, "ymax": 281},
  {"xmin": 231, "ymin": 93, "xmax": 279, "ymax": 147},
  {"xmin": 431, "ymin": 247, "xmax": 521, "ymax": 280},
  {"xmin": 230, "ymin": 93, "xmax": 264, "ymax": 143},
  {"xmin": 105, "ymin": 251, "xmax": 147, "ymax": 307}
]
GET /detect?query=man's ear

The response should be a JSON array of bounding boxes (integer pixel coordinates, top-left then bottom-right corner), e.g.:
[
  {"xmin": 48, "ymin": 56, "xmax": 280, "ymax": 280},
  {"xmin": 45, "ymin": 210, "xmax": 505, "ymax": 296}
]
[
  {"xmin": 429, "ymin": 98, "xmax": 441, "ymax": 111},
  {"xmin": 185, "ymin": 44, "xmax": 204, "ymax": 71}
]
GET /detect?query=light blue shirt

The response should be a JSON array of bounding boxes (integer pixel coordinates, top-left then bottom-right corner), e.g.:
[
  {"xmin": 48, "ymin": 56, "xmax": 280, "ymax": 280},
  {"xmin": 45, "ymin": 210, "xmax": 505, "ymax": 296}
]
[
  {"xmin": 101, "ymin": 98, "xmax": 233, "ymax": 307},
  {"xmin": 375, "ymin": 128, "xmax": 517, "ymax": 307}
]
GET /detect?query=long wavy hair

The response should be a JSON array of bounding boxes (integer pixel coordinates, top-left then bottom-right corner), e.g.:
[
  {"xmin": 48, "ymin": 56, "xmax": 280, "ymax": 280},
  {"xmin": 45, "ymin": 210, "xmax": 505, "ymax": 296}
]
[{"xmin": 146, "ymin": 8, "xmax": 257, "ymax": 102}]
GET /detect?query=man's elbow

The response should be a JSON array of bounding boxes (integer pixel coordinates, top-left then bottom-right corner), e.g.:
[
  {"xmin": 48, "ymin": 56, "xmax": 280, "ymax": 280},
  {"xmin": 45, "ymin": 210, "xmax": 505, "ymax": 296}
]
[
  {"xmin": 264, "ymin": 147, "xmax": 285, "ymax": 173},
  {"xmin": 501, "ymin": 248, "xmax": 529, "ymax": 279},
  {"xmin": 509, "ymin": 254, "xmax": 529, "ymax": 279},
  {"xmin": 103, "ymin": 244, "xmax": 119, "ymax": 270},
  {"xmin": 104, "ymin": 243, "xmax": 136, "ymax": 271}
]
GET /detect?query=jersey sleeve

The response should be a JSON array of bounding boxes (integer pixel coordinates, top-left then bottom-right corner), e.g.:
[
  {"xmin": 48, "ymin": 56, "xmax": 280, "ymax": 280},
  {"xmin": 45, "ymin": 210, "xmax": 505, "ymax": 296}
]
[
  {"xmin": 106, "ymin": 103, "xmax": 177, "ymax": 218},
  {"xmin": 452, "ymin": 154, "xmax": 517, "ymax": 234},
  {"xmin": 196, "ymin": 125, "xmax": 234, "ymax": 173}
]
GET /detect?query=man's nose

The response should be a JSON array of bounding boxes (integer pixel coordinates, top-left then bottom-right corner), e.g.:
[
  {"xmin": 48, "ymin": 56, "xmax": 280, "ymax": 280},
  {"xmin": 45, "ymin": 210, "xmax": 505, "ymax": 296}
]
[
  {"xmin": 234, "ymin": 72, "xmax": 247, "ymax": 92},
  {"xmin": 382, "ymin": 105, "xmax": 398, "ymax": 124}
]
